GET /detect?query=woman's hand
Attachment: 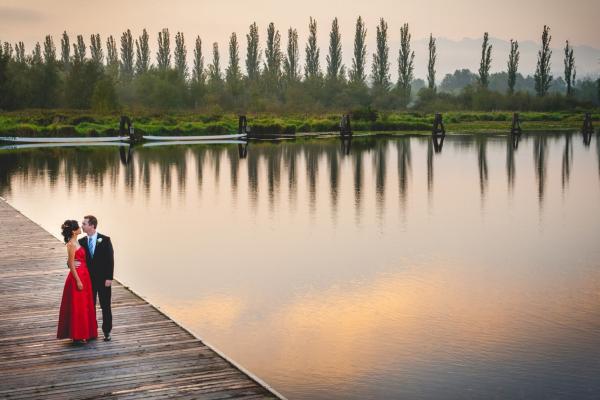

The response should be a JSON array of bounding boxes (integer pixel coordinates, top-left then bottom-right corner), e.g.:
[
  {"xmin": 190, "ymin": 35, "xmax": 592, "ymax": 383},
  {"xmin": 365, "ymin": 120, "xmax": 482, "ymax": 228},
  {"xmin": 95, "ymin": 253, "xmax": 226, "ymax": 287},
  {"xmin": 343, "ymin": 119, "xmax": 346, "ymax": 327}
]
[{"xmin": 76, "ymin": 281, "xmax": 83, "ymax": 291}]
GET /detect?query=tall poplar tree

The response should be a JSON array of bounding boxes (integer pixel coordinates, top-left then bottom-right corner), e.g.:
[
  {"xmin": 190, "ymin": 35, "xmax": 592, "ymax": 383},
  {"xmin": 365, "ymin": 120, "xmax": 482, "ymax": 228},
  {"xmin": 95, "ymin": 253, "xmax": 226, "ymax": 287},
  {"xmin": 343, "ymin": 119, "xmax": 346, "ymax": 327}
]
[
  {"xmin": 135, "ymin": 29, "xmax": 150, "ymax": 74},
  {"xmin": 326, "ymin": 17, "xmax": 344, "ymax": 81},
  {"xmin": 563, "ymin": 40, "xmax": 576, "ymax": 97},
  {"xmin": 73, "ymin": 35, "xmax": 86, "ymax": 63},
  {"xmin": 304, "ymin": 17, "xmax": 321, "ymax": 80},
  {"xmin": 90, "ymin": 34, "xmax": 103, "ymax": 65},
  {"xmin": 245, "ymin": 23, "xmax": 260, "ymax": 81},
  {"xmin": 349, "ymin": 16, "xmax": 367, "ymax": 85},
  {"xmin": 283, "ymin": 28, "xmax": 300, "ymax": 82},
  {"xmin": 264, "ymin": 22, "xmax": 282, "ymax": 81},
  {"xmin": 534, "ymin": 25, "xmax": 553, "ymax": 97},
  {"xmin": 371, "ymin": 18, "xmax": 390, "ymax": 89},
  {"xmin": 478, "ymin": 32, "xmax": 492, "ymax": 88},
  {"xmin": 427, "ymin": 34, "xmax": 436, "ymax": 90},
  {"xmin": 226, "ymin": 32, "xmax": 241, "ymax": 85},
  {"xmin": 174, "ymin": 32, "xmax": 187, "ymax": 79},
  {"xmin": 397, "ymin": 23, "xmax": 415, "ymax": 103},
  {"xmin": 192, "ymin": 36, "xmax": 205, "ymax": 84},
  {"xmin": 106, "ymin": 36, "xmax": 119, "ymax": 80},
  {"xmin": 120, "ymin": 29, "xmax": 134, "ymax": 80},
  {"xmin": 61, "ymin": 31, "xmax": 70, "ymax": 70},
  {"xmin": 507, "ymin": 39, "xmax": 519, "ymax": 94},
  {"xmin": 208, "ymin": 42, "xmax": 222, "ymax": 84},
  {"xmin": 157, "ymin": 28, "xmax": 171, "ymax": 71}
]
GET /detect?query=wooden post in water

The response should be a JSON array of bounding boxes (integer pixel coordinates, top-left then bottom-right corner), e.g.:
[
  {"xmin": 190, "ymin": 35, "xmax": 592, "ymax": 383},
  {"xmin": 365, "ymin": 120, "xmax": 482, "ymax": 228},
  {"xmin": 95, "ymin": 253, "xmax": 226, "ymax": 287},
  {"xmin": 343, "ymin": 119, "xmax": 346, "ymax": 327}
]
[
  {"xmin": 582, "ymin": 113, "xmax": 594, "ymax": 147},
  {"xmin": 119, "ymin": 115, "xmax": 131, "ymax": 136},
  {"xmin": 582, "ymin": 113, "xmax": 594, "ymax": 134},
  {"xmin": 120, "ymin": 115, "xmax": 142, "ymax": 143},
  {"xmin": 238, "ymin": 115, "xmax": 248, "ymax": 135},
  {"xmin": 510, "ymin": 112, "xmax": 522, "ymax": 135},
  {"xmin": 432, "ymin": 113, "xmax": 445, "ymax": 136},
  {"xmin": 340, "ymin": 114, "xmax": 352, "ymax": 137}
]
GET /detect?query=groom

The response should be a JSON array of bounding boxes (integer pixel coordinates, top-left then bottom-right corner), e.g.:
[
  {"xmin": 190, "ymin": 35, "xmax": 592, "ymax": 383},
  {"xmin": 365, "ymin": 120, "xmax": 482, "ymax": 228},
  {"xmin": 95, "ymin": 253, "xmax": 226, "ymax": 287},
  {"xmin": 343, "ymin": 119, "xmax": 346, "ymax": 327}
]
[{"xmin": 80, "ymin": 215, "xmax": 114, "ymax": 341}]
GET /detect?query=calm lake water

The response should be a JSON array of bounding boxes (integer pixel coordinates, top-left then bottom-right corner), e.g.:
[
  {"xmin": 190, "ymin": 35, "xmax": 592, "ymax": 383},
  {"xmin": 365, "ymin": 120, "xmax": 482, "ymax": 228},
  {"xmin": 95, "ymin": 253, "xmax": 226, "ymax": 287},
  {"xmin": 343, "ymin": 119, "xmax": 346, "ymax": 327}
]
[{"xmin": 1, "ymin": 133, "xmax": 600, "ymax": 399}]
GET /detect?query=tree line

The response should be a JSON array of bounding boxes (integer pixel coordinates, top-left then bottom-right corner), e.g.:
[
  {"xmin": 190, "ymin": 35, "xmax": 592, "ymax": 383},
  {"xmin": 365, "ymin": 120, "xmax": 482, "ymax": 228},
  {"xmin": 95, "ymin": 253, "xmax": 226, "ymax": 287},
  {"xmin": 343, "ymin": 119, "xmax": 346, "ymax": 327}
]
[{"xmin": 0, "ymin": 19, "xmax": 599, "ymax": 112}]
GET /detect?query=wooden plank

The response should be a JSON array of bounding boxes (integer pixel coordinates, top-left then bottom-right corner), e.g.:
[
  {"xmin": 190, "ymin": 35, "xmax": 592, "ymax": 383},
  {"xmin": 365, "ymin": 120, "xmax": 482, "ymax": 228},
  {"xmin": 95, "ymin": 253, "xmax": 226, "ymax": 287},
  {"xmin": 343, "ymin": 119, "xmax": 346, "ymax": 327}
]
[{"xmin": 0, "ymin": 198, "xmax": 284, "ymax": 400}]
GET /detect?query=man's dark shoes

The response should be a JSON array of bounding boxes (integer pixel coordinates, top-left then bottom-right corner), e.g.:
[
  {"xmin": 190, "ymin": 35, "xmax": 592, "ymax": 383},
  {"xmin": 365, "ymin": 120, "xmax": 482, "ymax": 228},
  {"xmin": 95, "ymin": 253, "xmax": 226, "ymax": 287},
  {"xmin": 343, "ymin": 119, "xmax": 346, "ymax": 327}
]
[{"xmin": 103, "ymin": 333, "xmax": 111, "ymax": 342}]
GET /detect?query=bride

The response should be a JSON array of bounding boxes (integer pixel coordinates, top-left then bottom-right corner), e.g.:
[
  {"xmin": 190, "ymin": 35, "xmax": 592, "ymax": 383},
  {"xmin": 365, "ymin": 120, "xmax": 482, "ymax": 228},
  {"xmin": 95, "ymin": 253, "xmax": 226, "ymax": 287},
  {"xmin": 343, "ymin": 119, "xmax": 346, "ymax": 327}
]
[{"xmin": 56, "ymin": 220, "xmax": 98, "ymax": 343}]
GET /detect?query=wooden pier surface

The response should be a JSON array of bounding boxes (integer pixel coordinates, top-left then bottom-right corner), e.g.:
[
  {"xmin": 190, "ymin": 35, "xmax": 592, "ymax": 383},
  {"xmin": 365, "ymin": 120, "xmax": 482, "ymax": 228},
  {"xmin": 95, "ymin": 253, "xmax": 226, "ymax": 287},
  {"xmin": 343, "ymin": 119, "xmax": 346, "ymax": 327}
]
[{"xmin": 0, "ymin": 198, "xmax": 283, "ymax": 399}]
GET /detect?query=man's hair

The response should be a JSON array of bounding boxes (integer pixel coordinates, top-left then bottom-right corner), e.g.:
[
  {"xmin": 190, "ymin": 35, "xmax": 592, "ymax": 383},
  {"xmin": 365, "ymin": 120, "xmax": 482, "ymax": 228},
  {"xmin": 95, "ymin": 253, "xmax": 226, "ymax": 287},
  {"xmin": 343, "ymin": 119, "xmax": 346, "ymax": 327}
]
[{"xmin": 84, "ymin": 215, "xmax": 98, "ymax": 228}]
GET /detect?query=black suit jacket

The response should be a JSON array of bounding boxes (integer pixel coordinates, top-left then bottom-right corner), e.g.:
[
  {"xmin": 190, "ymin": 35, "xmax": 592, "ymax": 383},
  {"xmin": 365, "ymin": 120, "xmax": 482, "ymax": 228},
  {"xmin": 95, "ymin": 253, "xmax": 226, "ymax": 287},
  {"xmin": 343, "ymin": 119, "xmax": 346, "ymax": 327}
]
[{"xmin": 79, "ymin": 233, "xmax": 114, "ymax": 283}]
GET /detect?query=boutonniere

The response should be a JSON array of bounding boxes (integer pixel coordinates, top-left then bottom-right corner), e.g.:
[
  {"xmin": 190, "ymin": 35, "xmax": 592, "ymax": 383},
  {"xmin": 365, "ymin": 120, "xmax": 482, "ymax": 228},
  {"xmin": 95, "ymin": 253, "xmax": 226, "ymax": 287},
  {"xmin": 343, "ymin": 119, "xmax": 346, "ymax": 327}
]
[{"xmin": 97, "ymin": 238, "xmax": 103, "ymax": 243}]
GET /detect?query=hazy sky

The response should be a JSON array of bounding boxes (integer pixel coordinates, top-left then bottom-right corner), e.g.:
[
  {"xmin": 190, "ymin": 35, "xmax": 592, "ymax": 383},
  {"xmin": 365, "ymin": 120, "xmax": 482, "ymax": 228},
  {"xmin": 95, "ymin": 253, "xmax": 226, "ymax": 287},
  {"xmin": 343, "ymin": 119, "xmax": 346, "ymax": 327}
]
[{"xmin": 1, "ymin": 0, "xmax": 599, "ymax": 77}]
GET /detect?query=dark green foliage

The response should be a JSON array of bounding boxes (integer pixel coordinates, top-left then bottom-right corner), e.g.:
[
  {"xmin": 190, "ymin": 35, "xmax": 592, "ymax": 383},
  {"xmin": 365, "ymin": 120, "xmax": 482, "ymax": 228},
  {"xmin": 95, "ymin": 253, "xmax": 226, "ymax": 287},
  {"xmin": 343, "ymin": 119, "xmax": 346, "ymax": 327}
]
[
  {"xmin": 65, "ymin": 60, "xmax": 103, "ymax": 109},
  {"xmin": 507, "ymin": 39, "xmax": 519, "ymax": 94},
  {"xmin": 0, "ymin": 43, "xmax": 11, "ymax": 109},
  {"xmin": 478, "ymin": 32, "xmax": 492, "ymax": 88},
  {"xmin": 534, "ymin": 25, "xmax": 553, "ymax": 97},
  {"xmin": 352, "ymin": 106, "xmax": 378, "ymax": 121},
  {"xmin": 0, "ymin": 22, "xmax": 597, "ymax": 114},
  {"xmin": 92, "ymin": 76, "xmax": 119, "ymax": 112}
]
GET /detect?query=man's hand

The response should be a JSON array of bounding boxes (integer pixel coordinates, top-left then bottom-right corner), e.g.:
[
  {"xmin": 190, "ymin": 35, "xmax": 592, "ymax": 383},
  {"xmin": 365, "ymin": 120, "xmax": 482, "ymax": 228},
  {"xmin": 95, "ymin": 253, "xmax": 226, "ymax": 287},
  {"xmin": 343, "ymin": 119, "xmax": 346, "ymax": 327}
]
[{"xmin": 105, "ymin": 279, "xmax": 112, "ymax": 287}]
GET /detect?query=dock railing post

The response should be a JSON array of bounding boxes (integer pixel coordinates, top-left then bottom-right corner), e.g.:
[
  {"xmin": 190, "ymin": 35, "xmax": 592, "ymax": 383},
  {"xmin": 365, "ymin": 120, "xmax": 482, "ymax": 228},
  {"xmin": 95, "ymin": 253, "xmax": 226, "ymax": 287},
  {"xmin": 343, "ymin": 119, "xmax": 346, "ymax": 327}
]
[
  {"xmin": 510, "ymin": 112, "xmax": 522, "ymax": 136},
  {"xmin": 432, "ymin": 113, "xmax": 446, "ymax": 136},
  {"xmin": 340, "ymin": 114, "xmax": 352, "ymax": 137}
]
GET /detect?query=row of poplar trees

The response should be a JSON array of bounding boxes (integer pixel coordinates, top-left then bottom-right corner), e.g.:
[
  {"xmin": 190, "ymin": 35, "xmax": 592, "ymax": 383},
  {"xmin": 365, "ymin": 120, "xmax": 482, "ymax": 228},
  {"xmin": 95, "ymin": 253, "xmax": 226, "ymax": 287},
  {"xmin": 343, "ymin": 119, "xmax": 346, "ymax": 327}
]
[{"xmin": 0, "ymin": 19, "xmax": 588, "ymax": 111}]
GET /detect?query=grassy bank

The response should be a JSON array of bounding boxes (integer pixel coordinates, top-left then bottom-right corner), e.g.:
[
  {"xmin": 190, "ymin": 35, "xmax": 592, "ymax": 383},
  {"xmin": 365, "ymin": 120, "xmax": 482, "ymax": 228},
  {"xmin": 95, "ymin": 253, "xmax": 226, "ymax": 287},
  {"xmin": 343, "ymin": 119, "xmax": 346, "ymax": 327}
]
[{"xmin": 0, "ymin": 110, "xmax": 597, "ymax": 137}]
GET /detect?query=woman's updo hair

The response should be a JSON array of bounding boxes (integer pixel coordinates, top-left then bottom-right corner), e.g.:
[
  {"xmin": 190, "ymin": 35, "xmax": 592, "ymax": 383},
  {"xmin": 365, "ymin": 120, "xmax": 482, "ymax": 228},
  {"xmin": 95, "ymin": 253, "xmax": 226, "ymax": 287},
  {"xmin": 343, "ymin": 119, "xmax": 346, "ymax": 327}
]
[{"xmin": 61, "ymin": 220, "xmax": 79, "ymax": 243}]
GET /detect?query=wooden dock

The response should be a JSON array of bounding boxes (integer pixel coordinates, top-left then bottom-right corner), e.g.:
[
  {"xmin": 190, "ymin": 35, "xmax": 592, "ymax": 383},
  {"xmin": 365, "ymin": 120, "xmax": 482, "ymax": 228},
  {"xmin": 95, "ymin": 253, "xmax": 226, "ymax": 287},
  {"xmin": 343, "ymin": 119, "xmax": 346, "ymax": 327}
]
[{"xmin": 0, "ymin": 198, "xmax": 283, "ymax": 400}]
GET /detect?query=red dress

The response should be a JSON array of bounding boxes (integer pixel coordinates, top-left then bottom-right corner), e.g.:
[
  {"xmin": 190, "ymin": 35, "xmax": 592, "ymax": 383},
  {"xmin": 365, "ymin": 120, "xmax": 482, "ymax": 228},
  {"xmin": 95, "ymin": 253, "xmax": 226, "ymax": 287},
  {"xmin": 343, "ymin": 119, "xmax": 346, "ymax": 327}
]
[{"xmin": 57, "ymin": 246, "xmax": 98, "ymax": 340}]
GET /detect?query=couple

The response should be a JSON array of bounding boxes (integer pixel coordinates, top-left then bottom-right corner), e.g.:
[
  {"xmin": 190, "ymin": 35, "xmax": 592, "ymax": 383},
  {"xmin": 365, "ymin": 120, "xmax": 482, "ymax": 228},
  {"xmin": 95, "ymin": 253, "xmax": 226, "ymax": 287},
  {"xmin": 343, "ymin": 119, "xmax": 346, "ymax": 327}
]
[{"xmin": 56, "ymin": 215, "xmax": 114, "ymax": 343}]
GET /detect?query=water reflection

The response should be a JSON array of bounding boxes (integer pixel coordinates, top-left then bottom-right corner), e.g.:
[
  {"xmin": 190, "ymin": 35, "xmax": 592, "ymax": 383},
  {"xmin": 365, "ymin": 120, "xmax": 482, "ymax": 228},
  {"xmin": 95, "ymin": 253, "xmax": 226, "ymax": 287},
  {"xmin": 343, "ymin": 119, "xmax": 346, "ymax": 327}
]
[
  {"xmin": 477, "ymin": 137, "xmax": 488, "ymax": 199},
  {"xmin": 1, "ymin": 133, "xmax": 600, "ymax": 400},
  {"xmin": 397, "ymin": 139, "xmax": 411, "ymax": 208},
  {"xmin": 506, "ymin": 135, "xmax": 517, "ymax": 190},
  {"xmin": 533, "ymin": 136, "xmax": 548, "ymax": 204},
  {"xmin": 562, "ymin": 134, "xmax": 573, "ymax": 190},
  {"xmin": 3, "ymin": 134, "xmax": 598, "ymax": 212}
]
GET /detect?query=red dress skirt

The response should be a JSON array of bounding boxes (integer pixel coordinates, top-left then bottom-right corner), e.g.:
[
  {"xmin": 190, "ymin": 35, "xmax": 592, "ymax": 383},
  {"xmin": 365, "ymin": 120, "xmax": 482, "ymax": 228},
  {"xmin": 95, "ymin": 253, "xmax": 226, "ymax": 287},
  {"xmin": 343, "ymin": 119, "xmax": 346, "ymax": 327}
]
[{"xmin": 57, "ymin": 246, "xmax": 98, "ymax": 340}]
